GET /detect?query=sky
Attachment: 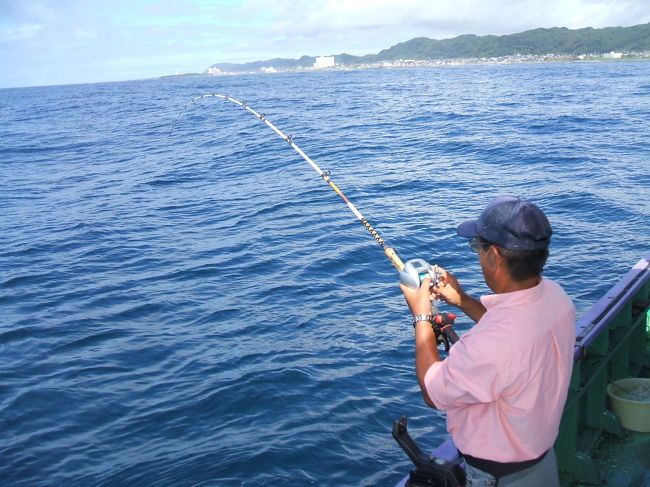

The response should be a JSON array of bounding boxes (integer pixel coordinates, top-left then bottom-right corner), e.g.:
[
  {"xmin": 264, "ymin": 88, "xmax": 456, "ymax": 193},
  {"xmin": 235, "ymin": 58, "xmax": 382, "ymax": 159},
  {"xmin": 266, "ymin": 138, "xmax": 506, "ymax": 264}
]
[{"xmin": 1, "ymin": 0, "xmax": 649, "ymax": 88}]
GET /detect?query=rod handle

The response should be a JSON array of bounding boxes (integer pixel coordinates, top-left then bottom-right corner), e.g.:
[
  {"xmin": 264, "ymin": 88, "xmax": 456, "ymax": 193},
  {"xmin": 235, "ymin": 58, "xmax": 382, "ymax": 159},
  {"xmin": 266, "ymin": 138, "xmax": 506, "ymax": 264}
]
[{"xmin": 384, "ymin": 247, "xmax": 404, "ymax": 271}]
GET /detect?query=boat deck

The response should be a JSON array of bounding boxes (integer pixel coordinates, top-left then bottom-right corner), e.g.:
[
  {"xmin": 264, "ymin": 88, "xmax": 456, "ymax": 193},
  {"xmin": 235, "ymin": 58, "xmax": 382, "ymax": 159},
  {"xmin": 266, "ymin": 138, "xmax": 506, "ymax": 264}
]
[
  {"xmin": 573, "ymin": 429, "xmax": 650, "ymax": 487},
  {"xmin": 557, "ymin": 254, "xmax": 650, "ymax": 486}
]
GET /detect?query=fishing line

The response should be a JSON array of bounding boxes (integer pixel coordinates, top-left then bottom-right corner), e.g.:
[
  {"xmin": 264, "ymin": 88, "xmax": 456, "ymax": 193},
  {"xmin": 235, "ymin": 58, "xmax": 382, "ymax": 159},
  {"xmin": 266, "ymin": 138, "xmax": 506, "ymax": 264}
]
[
  {"xmin": 171, "ymin": 93, "xmax": 459, "ymax": 347},
  {"xmin": 171, "ymin": 95, "xmax": 460, "ymax": 476},
  {"xmin": 170, "ymin": 93, "xmax": 406, "ymax": 272}
]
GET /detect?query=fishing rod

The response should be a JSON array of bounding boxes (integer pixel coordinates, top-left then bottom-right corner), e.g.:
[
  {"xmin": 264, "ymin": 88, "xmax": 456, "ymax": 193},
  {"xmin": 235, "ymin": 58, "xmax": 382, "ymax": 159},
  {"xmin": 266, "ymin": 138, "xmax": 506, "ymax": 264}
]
[
  {"xmin": 171, "ymin": 94, "xmax": 404, "ymax": 271},
  {"xmin": 170, "ymin": 94, "xmax": 458, "ymax": 345}
]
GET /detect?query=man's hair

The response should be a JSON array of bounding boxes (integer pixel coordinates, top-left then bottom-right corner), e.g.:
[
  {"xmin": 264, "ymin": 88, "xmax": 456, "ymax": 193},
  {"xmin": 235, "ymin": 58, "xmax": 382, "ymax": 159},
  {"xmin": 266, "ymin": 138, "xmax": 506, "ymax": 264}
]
[{"xmin": 479, "ymin": 237, "xmax": 549, "ymax": 281}]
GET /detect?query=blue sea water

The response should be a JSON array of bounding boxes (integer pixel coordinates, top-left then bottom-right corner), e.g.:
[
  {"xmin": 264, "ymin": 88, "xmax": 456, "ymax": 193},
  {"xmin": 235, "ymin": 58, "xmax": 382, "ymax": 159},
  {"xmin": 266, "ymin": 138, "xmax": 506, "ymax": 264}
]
[{"xmin": 1, "ymin": 62, "xmax": 649, "ymax": 486}]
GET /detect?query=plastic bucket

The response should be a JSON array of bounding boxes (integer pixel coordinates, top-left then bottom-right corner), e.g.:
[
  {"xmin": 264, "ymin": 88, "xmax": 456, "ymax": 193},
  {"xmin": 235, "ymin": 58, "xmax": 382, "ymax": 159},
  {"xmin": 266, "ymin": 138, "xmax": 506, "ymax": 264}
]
[{"xmin": 606, "ymin": 378, "xmax": 650, "ymax": 432}]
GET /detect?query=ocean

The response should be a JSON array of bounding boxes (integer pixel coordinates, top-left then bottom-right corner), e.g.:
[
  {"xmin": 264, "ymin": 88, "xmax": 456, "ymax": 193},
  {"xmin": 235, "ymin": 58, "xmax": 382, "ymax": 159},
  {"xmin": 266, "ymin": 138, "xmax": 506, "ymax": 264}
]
[{"xmin": 1, "ymin": 62, "xmax": 649, "ymax": 486}]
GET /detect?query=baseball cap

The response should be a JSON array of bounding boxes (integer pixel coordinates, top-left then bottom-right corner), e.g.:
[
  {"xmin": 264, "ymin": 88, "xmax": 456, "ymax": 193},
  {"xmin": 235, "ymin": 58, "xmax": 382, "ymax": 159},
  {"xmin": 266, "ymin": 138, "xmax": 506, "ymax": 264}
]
[{"xmin": 456, "ymin": 196, "xmax": 552, "ymax": 251}]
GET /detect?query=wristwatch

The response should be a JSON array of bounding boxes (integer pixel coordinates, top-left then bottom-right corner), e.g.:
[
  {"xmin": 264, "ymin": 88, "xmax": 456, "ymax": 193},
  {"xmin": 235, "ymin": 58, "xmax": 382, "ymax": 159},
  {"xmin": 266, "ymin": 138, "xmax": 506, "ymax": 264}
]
[{"xmin": 411, "ymin": 314, "xmax": 434, "ymax": 327}]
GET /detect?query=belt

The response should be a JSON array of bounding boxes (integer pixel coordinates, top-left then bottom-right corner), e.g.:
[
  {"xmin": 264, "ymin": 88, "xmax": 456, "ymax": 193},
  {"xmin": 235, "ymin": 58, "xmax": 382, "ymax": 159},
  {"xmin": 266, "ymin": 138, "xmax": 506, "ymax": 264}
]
[{"xmin": 460, "ymin": 449, "xmax": 548, "ymax": 479}]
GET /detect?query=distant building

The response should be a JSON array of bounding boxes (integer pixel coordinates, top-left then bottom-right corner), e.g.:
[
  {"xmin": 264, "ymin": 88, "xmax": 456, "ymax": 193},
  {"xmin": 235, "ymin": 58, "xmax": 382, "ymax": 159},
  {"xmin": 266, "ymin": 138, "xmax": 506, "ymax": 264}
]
[
  {"xmin": 314, "ymin": 56, "xmax": 335, "ymax": 69},
  {"xmin": 208, "ymin": 67, "xmax": 221, "ymax": 75},
  {"xmin": 604, "ymin": 51, "xmax": 623, "ymax": 59},
  {"xmin": 261, "ymin": 66, "xmax": 277, "ymax": 73}
]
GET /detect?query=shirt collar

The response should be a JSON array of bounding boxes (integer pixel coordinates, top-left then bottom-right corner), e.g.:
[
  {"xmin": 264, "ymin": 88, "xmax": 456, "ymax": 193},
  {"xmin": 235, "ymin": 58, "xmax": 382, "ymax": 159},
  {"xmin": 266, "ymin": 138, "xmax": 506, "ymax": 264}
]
[{"xmin": 481, "ymin": 278, "xmax": 546, "ymax": 310}]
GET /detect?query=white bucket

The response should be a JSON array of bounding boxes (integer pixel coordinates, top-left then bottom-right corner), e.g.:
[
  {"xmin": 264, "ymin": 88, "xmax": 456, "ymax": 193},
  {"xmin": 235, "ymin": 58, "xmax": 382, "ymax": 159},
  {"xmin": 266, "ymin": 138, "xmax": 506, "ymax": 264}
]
[{"xmin": 606, "ymin": 378, "xmax": 650, "ymax": 433}]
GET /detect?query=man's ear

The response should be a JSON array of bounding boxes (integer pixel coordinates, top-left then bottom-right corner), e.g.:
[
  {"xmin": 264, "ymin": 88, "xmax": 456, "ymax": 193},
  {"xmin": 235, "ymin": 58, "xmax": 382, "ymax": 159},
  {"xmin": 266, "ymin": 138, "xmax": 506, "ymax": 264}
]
[
  {"xmin": 487, "ymin": 245, "xmax": 506, "ymax": 271},
  {"xmin": 485, "ymin": 245, "xmax": 502, "ymax": 270}
]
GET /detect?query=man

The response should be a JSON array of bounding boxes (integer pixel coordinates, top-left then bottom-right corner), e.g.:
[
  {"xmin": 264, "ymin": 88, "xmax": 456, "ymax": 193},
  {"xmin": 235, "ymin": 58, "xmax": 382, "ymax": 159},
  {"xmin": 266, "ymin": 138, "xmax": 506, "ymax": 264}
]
[{"xmin": 400, "ymin": 196, "xmax": 575, "ymax": 487}]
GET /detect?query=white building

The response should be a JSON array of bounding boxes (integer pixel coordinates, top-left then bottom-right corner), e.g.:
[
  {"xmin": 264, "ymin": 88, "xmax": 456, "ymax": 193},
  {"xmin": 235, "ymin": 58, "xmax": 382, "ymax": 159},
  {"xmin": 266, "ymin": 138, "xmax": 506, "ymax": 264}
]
[
  {"xmin": 260, "ymin": 66, "xmax": 277, "ymax": 73},
  {"xmin": 313, "ymin": 56, "xmax": 335, "ymax": 69},
  {"xmin": 208, "ymin": 67, "xmax": 221, "ymax": 75},
  {"xmin": 604, "ymin": 51, "xmax": 623, "ymax": 59}
]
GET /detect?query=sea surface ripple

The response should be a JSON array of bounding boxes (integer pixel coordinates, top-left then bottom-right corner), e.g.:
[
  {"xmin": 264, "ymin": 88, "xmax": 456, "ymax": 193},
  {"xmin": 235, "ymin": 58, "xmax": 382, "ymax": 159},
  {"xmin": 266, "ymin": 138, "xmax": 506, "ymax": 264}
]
[{"xmin": 1, "ymin": 62, "xmax": 649, "ymax": 486}]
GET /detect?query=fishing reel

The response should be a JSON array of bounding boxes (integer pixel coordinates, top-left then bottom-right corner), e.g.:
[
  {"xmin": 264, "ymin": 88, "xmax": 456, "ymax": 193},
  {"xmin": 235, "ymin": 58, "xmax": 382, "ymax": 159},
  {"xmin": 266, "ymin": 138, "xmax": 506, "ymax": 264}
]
[
  {"xmin": 399, "ymin": 258, "xmax": 442, "ymax": 289},
  {"xmin": 399, "ymin": 259, "xmax": 459, "ymax": 350}
]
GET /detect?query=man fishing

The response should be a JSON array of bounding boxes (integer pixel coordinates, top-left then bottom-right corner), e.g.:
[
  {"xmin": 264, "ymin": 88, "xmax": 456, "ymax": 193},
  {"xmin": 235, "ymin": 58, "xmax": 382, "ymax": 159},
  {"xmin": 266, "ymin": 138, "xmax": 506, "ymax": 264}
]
[{"xmin": 401, "ymin": 195, "xmax": 576, "ymax": 487}]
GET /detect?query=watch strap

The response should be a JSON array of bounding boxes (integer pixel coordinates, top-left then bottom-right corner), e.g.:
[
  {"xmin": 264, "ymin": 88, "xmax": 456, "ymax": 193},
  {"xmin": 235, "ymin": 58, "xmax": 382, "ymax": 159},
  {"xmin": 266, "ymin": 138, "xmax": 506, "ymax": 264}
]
[{"xmin": 411, "ymin": 314, "xmax": 434, "ymax": 327}]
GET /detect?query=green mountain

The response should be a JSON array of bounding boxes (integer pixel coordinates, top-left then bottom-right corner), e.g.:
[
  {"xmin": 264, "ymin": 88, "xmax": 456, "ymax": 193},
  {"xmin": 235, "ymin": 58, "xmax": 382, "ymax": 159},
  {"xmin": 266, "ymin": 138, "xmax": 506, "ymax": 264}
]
[
  {"xmin": 375, "ymin": 24, "xmax": 650, "ymax": 60},
  {"xmin": 208, "ymin": 23, "xmax": 650, "ymax": 73}
]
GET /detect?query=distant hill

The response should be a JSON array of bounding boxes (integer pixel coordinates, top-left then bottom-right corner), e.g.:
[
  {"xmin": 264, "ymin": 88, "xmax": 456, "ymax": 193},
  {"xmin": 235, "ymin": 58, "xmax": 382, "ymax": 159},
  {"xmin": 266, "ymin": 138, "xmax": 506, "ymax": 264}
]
[{"xmin": 208, "ymin": 22, "xmax": 650, "ymax": 73}]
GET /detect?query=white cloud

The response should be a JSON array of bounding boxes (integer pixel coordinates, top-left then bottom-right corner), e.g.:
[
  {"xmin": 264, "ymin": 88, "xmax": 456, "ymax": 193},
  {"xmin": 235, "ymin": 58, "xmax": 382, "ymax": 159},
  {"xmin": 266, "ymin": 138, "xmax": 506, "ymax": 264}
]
[
  {"xmin": 224, "ymin": 0, "xmax": 650, "ymax": 61},
  {"xmin": 246, "ymin": 0, "xmax": 650, "ymax": 40},
  {"xmin": 3, "ymin": 23, "xmax": 44, "ymax": 41},
  {"xmin": 1, "ymin": 0, "xmax": 649, "ymax": 87}
]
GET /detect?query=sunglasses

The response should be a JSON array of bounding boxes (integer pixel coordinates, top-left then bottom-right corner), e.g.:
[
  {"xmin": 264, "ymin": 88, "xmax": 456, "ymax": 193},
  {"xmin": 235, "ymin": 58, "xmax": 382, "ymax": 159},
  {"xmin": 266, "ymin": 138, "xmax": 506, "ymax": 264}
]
[{"xmin": 469, "ymin": 237, "xmax": 492, "ymax": 253}]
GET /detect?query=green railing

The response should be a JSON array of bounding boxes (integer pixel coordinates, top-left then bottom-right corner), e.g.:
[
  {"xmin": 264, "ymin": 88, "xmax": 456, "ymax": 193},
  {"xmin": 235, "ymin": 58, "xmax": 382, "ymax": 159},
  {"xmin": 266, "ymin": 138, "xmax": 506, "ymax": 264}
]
[{"xmin": 556, "ymin": 254, "xmax": 650, "ymax": 485}]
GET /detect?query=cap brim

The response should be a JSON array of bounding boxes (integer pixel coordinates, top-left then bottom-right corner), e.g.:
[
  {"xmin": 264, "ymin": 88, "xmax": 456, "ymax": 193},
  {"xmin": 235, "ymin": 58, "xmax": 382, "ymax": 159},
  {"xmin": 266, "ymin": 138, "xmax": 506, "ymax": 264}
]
[{"xmin": 457, "ymin": 219, "xmax": 479, "ymax": 238}]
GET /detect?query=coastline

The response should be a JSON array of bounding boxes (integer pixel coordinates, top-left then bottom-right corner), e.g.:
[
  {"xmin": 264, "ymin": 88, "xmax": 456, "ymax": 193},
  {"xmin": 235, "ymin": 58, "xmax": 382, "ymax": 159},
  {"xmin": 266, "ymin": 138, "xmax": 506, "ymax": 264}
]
[{"xmin": 162, "ymin": 52, "xmax": 650, "ymax": 79}]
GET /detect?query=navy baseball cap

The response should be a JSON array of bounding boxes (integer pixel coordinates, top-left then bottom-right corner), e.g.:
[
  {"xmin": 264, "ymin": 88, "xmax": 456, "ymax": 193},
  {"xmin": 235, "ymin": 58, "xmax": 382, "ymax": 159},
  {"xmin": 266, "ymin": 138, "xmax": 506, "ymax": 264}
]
[{"xmin": 456, "ymin": 196, "xmax": 552, "ymax": 251}]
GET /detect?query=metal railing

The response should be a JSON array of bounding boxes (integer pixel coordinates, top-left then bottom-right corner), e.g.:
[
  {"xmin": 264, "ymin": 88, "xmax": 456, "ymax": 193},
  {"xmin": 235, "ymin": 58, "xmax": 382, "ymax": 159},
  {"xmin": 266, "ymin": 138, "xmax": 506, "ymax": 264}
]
[{"xmin": 556, "ymin": 253, "xmax": 650, "ymax": 485}]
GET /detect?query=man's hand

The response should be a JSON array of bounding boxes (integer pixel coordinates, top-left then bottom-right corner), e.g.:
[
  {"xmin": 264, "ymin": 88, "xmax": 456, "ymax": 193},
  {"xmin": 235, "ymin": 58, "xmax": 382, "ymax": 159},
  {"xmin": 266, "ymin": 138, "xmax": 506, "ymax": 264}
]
[
  {"xmin": 400, "ymin": 276, "xmax": 434, "ymax": 316},
  {"xmin": 432, "ymin": 267, "xmax": 464, "ymax": 307},
  {"xmin": 433, "ymin": 267, "xmax": 487, "ymax": 323}
]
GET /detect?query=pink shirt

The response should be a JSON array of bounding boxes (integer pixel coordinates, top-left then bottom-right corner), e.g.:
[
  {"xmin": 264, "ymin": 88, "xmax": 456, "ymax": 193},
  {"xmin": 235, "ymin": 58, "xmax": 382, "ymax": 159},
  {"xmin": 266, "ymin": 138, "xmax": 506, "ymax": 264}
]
[{"xmin": 424, "ymin": 278, "xmax": 575, "ymax": 462}]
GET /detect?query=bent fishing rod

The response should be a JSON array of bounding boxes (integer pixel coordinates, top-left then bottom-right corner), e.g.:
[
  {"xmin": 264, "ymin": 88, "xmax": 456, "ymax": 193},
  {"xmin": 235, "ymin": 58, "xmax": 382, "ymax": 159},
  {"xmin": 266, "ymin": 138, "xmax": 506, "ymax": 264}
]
[
  {"xmin": 171, "ymin": 94, "xmax": 404, "ymax": 270},
  {"xmin": 171, "ymin": 94, "xmax": 458, "ymax": 346}
]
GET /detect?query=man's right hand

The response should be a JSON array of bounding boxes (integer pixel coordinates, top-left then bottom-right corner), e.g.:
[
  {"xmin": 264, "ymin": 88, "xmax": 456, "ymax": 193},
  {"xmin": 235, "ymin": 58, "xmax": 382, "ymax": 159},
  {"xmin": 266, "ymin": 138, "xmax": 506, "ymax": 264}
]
[
  {"xmin": 433, "ymin": 267, "xmax": 487, "ymax": 323},
  {"xmin": 432, "ymin": 267, "xmax": 464, "ymax": 306}
]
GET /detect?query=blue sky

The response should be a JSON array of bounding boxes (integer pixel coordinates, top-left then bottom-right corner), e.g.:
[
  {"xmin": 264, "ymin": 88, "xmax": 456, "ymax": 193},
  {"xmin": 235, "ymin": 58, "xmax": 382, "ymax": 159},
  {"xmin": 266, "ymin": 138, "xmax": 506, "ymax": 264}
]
[{"xmin": 1, "ymin": 0, "xmax": 648, "ymax": 88}]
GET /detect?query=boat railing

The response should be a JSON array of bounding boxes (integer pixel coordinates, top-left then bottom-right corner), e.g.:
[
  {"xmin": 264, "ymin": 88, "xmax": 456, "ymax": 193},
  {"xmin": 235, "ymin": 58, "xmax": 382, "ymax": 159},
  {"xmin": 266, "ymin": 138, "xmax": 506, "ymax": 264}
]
[{"xmin": 556, "ymin": 253, "xmax": 650, "ymax": 485}]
